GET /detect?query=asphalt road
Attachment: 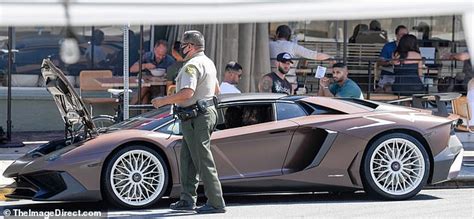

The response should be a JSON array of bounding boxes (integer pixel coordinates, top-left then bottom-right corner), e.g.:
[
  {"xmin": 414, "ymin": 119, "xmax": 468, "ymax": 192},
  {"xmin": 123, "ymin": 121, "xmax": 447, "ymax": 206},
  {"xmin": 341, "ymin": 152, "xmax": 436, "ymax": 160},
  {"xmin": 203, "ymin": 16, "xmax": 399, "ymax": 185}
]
[{"xmin": 0, "ymin": 189, "xmax": 472, "ymax": 218}]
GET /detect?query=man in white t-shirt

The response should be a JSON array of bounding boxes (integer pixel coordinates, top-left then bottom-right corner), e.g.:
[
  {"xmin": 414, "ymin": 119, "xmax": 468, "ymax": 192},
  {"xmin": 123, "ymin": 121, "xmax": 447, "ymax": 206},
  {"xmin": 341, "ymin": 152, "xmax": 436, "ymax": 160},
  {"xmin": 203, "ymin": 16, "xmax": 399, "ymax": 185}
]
[
  {"xmin": 220, "ymin": 61, "xmax": 243, "ymax": 94},
  {"xmin": 269, "ymin": 25, "xmax": 334, "ymax": 90}
]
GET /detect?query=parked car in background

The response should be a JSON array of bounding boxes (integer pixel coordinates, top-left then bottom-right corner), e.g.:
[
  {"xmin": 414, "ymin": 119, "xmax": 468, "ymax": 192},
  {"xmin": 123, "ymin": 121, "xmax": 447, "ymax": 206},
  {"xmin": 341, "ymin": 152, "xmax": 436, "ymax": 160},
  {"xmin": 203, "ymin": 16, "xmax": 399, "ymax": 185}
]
[{"xmin": 0, "ymin": 30, "xmax": 132, "ymax": 87}]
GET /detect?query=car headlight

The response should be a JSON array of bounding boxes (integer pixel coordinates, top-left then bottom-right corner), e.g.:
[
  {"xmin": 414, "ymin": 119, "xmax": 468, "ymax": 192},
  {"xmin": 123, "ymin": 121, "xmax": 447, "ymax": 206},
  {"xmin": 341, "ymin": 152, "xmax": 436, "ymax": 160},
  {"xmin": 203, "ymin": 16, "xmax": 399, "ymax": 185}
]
[
  {"xmin": 44, "ymin": 146, "xmax": 75, "ymax": 162},
  {"xmin": 46, "ymin": 153, "xmax": 61, "ymax": 161}
]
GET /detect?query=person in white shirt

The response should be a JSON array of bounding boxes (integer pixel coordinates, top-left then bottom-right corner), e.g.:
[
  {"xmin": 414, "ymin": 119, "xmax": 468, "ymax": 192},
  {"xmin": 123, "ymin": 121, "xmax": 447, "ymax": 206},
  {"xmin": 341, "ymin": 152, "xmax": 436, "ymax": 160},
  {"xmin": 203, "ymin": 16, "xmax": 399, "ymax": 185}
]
[
  {"xmin": 269, "ymin": 25, "xmax": 334, "ymax": 90},
  {"xmin": 220, "ymin": 61, "xmax": 243, "ymax": 94}
]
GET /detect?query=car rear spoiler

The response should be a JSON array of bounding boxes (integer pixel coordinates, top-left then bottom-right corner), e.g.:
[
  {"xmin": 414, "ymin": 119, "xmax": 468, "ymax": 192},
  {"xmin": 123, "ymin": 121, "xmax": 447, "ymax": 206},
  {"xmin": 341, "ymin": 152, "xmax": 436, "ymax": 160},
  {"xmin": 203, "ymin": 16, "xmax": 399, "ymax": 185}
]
[{"xmin": 387, "ymin": 92, "xmax": 462, "ymax": 117}]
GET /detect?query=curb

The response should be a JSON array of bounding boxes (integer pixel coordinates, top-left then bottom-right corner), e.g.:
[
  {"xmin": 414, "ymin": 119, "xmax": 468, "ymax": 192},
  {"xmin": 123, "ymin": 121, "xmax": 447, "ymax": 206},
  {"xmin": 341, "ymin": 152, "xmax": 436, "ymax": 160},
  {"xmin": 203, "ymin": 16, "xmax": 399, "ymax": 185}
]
[{"xmin": 426, "ymin": 179, "xmax": 474, "ymax": 189}]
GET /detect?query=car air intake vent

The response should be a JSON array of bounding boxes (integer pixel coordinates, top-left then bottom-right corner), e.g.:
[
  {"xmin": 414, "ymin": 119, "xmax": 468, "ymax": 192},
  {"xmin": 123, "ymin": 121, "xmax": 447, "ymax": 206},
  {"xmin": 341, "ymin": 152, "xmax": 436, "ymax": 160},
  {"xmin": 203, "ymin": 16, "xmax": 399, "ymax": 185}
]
[
  {"xmin": 282, "ymin": 128, "xmax": 329, "ymax": 173},
  {"xmin": 24, "ymin": 171, "xmax": 67, "ymax": 199}
]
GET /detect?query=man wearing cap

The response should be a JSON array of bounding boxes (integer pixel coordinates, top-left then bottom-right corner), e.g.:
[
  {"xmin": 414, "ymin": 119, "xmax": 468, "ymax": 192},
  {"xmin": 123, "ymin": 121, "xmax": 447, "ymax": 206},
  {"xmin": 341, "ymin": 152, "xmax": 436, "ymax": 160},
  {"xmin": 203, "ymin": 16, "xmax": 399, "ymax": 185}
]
[
  {"xmin": 258, "ymin": 52, "xmax": 293, "ymax": 95},
  {"xmin": 151, "ymin": 30, "xmax": 225, "ymax": 214},
  {"xmin": 220, "ymin": 61, "xmax": 243, "ymax": 94},
  {"xmin": 270, "ymin": 25, "xmax": 334, "ymax": 91}
]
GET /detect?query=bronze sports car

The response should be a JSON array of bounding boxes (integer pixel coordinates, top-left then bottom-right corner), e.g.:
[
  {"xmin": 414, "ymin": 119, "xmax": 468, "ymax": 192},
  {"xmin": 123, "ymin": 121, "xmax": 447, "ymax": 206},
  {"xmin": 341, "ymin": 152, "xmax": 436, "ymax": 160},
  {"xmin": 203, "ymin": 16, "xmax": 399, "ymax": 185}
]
[{"xmin": 3, "ymin": 59, "xmax": 464, "ymax": 209}]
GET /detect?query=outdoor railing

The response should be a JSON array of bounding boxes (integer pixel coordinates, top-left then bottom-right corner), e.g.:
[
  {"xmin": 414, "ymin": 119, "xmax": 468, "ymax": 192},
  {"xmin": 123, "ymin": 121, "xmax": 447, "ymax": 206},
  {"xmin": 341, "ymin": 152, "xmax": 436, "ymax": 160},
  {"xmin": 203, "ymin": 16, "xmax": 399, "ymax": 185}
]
[{"xmin": 294, "ymin": 57, "xmax": 469, "ymax": 102}]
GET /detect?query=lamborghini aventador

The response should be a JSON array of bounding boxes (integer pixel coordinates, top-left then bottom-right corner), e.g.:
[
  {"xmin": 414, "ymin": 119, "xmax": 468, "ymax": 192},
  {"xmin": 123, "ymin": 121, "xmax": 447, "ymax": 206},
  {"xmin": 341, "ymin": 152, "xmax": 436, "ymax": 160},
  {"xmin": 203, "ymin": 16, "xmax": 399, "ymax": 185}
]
[{"xmin": 2, "ymin": 59, "xmax": 464, "ymax": 209}]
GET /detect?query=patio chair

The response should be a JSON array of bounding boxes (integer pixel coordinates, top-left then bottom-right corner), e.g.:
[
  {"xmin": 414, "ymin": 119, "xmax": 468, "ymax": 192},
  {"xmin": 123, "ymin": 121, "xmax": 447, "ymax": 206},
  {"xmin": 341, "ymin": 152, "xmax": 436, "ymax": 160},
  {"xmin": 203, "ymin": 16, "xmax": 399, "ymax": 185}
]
[
  {"xmin": 79, "ymin": 70, "xmax": 116, "ymax": 115},
  {"xmin": 167, "ymin": 84, "xmax": 176, "ymax": 96},
  {"xmin": 451, "ymin": 96, "xmax": 474, "ymax": 133}
]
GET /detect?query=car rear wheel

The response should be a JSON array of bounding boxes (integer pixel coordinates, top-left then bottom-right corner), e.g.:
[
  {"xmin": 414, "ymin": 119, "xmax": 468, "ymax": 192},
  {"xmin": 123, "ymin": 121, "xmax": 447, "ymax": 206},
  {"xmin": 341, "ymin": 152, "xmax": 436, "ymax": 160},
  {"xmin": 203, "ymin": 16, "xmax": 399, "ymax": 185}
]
[
  {"xmin": 103, "ymin": 145, "xmax": 168, "ymax": 209},
  {"xmin": 362, "ymin": 133, "xmax": 430, "ymax": 200}
]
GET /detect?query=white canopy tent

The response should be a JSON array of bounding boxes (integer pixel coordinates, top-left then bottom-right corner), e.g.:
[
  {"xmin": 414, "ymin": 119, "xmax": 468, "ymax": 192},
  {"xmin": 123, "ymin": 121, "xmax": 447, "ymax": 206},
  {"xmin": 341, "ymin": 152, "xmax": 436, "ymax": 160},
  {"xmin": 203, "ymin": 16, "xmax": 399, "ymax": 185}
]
[
  {"xmin": 0, "ymin": 0, "xmax": 473, "ymax": 130},
  {"xmin": 0, "ymin": 0, "xmax": 472, "ymax": 62},
  {"xmin": 0, "ymin": 1, "xmax": 471, "ymax": 24}
]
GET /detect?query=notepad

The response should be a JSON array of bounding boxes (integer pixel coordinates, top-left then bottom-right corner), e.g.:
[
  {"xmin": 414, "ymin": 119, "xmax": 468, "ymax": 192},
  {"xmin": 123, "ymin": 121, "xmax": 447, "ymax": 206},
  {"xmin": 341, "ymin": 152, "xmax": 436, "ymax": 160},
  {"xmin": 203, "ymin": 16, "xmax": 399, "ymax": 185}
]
[{"xmin": 315, "ymin": 66, "xmax": 327, "ymax": 79}]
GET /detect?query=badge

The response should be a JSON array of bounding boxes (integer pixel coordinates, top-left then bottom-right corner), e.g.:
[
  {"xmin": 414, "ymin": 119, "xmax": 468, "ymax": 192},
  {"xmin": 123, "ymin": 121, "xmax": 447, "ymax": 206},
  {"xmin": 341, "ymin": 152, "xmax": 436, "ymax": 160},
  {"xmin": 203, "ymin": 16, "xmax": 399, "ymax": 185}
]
[{"xmin": 185, "ymin": 65, "xmax": 197, "ymax": 75}]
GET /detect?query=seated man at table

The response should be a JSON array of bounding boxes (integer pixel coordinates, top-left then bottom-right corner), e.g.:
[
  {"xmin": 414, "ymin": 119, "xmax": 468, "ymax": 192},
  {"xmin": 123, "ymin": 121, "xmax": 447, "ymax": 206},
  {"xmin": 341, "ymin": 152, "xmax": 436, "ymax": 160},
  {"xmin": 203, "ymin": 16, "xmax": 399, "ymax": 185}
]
[
  {"xmin": 318, "ymin": 63, "xmax": 363, "ymax": 99},
  {"xmin": 130, "ymin": 40, "xmax": 175, "ymax": 104}
]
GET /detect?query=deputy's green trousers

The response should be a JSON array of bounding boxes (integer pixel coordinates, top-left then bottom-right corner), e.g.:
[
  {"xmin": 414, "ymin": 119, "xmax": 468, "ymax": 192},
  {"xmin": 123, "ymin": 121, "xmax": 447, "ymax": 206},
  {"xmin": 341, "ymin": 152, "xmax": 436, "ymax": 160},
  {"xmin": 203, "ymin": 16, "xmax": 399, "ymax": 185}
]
[{"xmin": 179, "ymin": 106, "xmax": 225, "ymax": 208}]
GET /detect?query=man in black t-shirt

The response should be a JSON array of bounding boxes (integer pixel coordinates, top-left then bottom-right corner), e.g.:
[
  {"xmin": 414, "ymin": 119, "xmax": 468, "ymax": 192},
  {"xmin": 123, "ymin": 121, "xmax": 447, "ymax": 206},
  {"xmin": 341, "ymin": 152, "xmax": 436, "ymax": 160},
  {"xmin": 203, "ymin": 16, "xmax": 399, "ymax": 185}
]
[{"xmin": 259, "ymin": 52, "xmax": 293, "ymax": 95}]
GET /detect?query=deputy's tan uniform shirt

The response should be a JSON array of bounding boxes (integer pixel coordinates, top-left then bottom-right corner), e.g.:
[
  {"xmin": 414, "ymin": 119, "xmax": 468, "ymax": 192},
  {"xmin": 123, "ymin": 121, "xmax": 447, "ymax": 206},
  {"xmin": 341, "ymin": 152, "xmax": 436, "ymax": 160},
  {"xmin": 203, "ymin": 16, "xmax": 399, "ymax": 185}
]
[{"xmin": 176, "ymin": 51, "xmax": 217, "ymax": 107}]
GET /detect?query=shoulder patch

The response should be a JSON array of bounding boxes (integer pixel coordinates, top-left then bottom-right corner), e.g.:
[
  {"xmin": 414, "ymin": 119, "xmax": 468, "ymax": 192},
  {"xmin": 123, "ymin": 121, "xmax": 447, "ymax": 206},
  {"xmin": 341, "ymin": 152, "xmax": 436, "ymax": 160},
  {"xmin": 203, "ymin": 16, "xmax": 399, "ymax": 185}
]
[{"xmin": 185, "ymin": 65, "xmax": 197, "ymax": 75}]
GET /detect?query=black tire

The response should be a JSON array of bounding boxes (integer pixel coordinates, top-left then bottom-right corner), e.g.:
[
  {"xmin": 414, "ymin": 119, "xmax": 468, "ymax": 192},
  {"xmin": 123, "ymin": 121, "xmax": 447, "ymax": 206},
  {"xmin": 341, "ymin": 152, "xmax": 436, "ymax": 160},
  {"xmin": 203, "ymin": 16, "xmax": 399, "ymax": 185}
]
[
  {"xmin": 102, "ymin": 145, "xmax": 169, "ymax": 209},
  {"xmin": 361, "ymin": 133, "xmax": 430, "ymax": 200}
]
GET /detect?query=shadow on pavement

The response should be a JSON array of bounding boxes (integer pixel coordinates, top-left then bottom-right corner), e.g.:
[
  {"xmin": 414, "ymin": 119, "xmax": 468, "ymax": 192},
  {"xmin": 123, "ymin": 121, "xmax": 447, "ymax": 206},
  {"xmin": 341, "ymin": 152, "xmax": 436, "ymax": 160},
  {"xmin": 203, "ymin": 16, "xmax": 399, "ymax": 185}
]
[{"xmin": 0, "ymin": 191, "xmax": 441, "ymax": 217}]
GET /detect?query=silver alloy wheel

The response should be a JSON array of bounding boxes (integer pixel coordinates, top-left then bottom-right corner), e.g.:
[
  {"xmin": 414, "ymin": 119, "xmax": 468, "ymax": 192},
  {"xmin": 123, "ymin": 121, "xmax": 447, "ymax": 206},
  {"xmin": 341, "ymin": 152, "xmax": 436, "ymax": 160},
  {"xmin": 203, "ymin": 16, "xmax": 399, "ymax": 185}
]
[
  {"xmin": 110, "ymin": 149, "xmax": 165, "ymax": 206},
  {"xmin": 369, "ymin": 138, "xmax": 425, "ymax": 196}
]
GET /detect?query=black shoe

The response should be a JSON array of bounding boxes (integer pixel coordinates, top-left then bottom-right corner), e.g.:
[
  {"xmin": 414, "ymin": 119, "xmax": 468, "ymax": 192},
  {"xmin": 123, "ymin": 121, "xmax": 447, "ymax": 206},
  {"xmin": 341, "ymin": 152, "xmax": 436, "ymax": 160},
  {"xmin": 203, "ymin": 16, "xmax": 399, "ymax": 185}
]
[
  {"xmin": 195, "ymin": 204, "xmax": 226, "ymax": 214},
  {"xmin": 170, "ymin": 200, "xmax": 196, "ymax": 211}
]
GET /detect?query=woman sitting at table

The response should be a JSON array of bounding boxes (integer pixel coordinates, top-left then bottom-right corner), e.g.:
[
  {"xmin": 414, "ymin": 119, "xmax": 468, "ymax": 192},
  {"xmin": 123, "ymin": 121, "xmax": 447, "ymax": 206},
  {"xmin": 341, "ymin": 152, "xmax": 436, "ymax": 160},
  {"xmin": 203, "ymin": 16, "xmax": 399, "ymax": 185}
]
[{"xmin": 391, "ymin": 34, "xmax": 425, "ymax": 96}]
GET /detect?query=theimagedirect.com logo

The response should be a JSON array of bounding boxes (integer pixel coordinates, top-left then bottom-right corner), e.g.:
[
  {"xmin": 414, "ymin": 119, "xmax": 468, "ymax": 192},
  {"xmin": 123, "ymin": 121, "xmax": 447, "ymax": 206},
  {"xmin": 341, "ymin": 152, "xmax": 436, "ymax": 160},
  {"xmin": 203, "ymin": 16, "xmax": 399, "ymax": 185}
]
[{"xmin": 3, "ymin": 209, "xmax": 102, "ymax": 218}]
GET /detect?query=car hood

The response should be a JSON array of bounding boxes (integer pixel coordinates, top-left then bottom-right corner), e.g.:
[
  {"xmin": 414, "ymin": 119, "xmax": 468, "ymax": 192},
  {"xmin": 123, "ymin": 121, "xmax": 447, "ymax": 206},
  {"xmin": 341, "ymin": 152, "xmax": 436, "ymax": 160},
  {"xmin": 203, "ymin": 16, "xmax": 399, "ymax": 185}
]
[{"xmin": 41, "ymin": 58, "xmax": 94, "ymax": 131}]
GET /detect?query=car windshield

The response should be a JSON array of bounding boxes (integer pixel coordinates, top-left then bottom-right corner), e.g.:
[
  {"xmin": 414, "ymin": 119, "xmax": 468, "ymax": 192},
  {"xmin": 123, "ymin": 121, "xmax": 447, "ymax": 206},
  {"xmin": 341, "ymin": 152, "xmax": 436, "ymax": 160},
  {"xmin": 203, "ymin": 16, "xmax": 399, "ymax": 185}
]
[{"xmin": 106, "ymin": 105, "xmax": 173, "ymax": 131}]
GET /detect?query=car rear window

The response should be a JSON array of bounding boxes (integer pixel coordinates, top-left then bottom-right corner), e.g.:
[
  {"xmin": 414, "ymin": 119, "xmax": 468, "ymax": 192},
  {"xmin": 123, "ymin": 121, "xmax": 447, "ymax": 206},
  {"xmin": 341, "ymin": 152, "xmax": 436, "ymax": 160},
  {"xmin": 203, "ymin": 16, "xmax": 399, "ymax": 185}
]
[
  {"xmin": 337, "ymin": 98, "xmax": 379, "ymax": 110},
  {"xmin": 298, "ymin": 101, "xmax": 345, "ymax": 115}
]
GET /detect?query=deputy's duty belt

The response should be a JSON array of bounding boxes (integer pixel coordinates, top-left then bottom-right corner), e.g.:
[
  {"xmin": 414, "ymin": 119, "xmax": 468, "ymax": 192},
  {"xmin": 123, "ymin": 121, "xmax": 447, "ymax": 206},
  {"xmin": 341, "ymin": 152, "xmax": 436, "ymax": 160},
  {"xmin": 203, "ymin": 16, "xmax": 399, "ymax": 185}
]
[
  {"xmin": 174, "ymin": 98, "xmax": 217, "ymax": 121},
  {"xmin": 177, "ymin": 98, "xmax": 214, "ymax": 111}
]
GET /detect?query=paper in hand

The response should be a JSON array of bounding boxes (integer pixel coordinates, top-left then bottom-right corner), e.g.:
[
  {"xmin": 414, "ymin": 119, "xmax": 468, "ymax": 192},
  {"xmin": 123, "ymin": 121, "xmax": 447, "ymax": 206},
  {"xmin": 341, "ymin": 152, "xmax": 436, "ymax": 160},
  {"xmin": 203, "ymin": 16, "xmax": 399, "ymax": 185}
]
[{"xmin": 315, "ymin": 66, "xmax": 327, "ymax": 79}]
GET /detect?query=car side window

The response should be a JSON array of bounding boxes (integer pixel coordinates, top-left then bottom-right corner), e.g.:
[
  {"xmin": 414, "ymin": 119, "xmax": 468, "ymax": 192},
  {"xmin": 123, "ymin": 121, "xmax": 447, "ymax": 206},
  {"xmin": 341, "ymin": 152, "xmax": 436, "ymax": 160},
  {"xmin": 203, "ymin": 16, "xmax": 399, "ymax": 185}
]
[
  {"xmin": 216, "ymin": 104, "xmax": 274, "ymax": 130},
  {"xmin": 276, "ymin": 102, "xmax": 307, "ymax": 120},
  {"xmin": 157, "ymin": 120, "xmax": 181, "ymax": 135}
]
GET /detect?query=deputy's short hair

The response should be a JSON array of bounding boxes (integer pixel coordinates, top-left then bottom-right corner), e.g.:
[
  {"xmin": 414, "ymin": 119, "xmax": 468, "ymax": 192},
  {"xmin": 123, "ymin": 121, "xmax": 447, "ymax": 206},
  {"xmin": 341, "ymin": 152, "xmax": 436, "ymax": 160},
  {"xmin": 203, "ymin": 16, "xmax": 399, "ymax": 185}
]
[{"xmin": 181, "ymin": 30, "xmax": 205, "ymax": 48}]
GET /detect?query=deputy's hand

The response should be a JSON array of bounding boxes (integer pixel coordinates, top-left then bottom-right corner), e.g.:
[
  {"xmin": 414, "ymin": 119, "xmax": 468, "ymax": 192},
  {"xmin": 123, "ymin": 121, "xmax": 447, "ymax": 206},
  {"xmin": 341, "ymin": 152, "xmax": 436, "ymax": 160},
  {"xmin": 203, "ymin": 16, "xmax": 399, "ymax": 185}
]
[{"xmin": 151, "ymin": 97, "xmax": 165, "ymax": 108}]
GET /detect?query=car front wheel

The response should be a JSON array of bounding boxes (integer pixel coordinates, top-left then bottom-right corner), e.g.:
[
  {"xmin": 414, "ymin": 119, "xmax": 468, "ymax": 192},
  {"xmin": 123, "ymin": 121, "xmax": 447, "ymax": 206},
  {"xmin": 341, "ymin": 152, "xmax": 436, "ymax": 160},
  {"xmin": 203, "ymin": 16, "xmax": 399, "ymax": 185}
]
[
  {"xmin": 362, "ymin": 133, "xmax": 430, "ymax": 200},
  {"xmin": 103, "ymin": 145, "xmax": 168, "ymax": 209}
]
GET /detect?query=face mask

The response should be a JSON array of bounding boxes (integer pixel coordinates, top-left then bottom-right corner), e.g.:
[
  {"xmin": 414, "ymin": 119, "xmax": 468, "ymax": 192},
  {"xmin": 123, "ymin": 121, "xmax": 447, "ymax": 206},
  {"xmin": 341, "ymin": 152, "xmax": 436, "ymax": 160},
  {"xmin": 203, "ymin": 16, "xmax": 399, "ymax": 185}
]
[{"xmin": 178, "ymin": 44, "xmax": 190, "ymax": 59}]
